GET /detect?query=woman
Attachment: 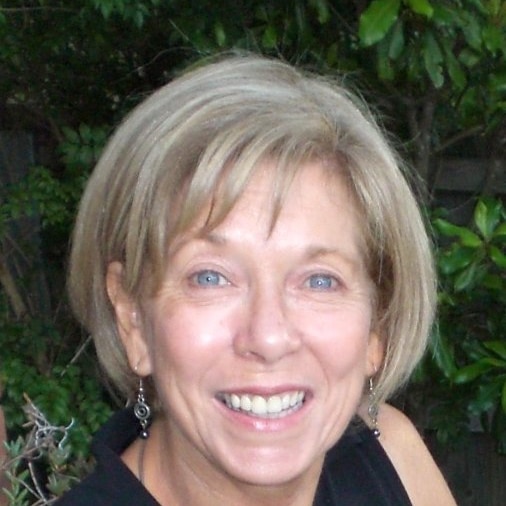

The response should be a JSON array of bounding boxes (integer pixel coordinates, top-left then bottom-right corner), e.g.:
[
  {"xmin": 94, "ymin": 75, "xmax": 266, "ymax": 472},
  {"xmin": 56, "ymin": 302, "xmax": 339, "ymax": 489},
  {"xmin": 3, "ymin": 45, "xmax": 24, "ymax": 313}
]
[{"xmin": 57, "ymin": 55, "xmax": 456, "ymax": 505}]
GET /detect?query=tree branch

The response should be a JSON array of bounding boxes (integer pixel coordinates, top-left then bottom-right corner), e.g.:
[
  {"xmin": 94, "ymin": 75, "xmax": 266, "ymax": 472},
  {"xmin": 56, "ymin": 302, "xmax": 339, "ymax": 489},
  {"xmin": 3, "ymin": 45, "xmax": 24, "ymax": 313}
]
[
  {"xmin": 435, "ymin": 125, "xmax": 485, "ymax": 155},
  {"xmin": 0, "ymin": 254, "xmax": 26, "ymax": 319}
]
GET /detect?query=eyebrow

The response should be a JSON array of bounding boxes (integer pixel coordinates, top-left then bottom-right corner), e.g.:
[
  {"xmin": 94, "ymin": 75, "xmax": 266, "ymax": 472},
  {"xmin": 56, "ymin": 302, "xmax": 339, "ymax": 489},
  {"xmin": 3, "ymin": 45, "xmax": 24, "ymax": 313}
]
[
  {"xmin": 200, "ymin": 231, "xmax": 364, "ymax": 271},
  {"xmin": 303, "ymin": 245, "xmax": 364, "ymax": 271},
  {"xmin": 199, "ymin": 231, "xmax": 227, "ymax": 246}
]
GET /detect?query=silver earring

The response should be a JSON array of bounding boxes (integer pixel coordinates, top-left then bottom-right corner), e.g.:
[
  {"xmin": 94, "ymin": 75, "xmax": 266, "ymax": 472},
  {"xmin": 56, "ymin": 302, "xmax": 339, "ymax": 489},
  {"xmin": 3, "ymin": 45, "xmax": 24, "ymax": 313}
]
[
  {"xmin": 368, "ymin": 377, "xmax": 380, "ymax": 438},
  {"xmin": 134, "ymin": 377, "xmax": 151, "ymax": 439}
]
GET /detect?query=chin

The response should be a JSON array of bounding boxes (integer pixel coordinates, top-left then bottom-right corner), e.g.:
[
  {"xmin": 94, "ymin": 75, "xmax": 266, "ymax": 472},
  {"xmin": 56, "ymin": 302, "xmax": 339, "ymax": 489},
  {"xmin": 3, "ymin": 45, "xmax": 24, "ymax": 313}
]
[{"xmin": 216, "ymin": 445, "xmax": 322, "ymax": 488}]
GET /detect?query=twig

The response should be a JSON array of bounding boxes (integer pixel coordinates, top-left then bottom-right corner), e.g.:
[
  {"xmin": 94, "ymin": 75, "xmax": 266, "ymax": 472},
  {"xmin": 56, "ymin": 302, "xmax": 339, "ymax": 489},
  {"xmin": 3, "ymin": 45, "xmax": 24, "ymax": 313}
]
[{"xmin": 28, "ymin": 460, "xmax": 48, "ymax": 503}]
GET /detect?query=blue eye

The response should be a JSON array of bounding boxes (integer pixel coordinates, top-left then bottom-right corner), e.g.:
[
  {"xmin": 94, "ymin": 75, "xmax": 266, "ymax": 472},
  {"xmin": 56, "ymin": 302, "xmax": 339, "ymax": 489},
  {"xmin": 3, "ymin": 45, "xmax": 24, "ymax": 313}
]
[
  {"xmin": 308, "ymin": 274, "xmax": 336, "ymax": 290},
  {"xmin": 193, "ymin": 270, "xmax": 227, "ymax": 287}
]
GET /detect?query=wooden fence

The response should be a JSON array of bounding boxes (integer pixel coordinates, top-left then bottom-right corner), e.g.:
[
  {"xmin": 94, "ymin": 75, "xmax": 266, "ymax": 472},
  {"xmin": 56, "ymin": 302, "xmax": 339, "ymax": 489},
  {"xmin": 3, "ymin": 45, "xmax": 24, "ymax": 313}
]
[{"xmin": 429, "ymin": 432, "xmax": 506, "ymax": 506}]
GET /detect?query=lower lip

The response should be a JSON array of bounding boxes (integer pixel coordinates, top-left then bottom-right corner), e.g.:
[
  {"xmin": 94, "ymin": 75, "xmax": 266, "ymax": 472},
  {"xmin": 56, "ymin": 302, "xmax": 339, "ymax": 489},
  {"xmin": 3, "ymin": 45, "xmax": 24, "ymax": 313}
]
[{"xmin": 215, "ymin": 396, "xmax": 310, "ymax": 432}]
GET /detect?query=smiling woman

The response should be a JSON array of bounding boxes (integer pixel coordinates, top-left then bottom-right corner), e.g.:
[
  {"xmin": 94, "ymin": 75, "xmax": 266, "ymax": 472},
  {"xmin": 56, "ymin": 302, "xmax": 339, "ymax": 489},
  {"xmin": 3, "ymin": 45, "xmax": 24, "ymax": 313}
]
[{"xmin": 56, "ymin": 55, "xmax": 456, "ymax": 506}]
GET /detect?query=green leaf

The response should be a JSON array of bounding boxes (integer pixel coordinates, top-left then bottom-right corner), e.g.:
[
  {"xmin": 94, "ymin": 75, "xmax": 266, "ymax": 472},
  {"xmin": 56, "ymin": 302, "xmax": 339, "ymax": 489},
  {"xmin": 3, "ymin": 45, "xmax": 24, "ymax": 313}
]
[
  {"xmin": 482, "ymin": 272, "xmax": 504, "ymax": 291},
  {"xmin": 388, "ymin": 20, "xmax": 405, "ymax": 59},
  {"xmin": 474, "ymin": 199, "xmax": 489, "ymax": 238},
  {"xmin": 214, "ymin": 22, "xmax": 226, "ymax": 47},
  {"xmin": 431, "ymin": 3, "xmax": 454, "ymax": 25},
  {"xmin": 460, "ymin": 11, "xmax": 482, "ymax": 51},
  {"xmin": 454, "ymin": 261, "xmax": 480, "ymax": 291},
  {"xmin": 484, "ymin": 341, "xmax": 506, "ymax": 361},
  {"xmin": 431, "ymin": 327, "xmax": 457, "ymax": 378},
  {"xmin": 377, "ymin": 38, "xmax": 395, "ymax": 80},
  {"xmin": 326, "ymin": 42, "xmax": 338, "ymax": 66},
  {"xmin": 62, "ymin": 126, "xmax": 80, "ymax": 144},
  {"xmin": 469, "ymin": 380, "xmax": 503, "ymax": 414},
  {"xmin": 483, "ymin": 357, "xmax": 506, "ymax": 368},
  {"xmin": 494, "ymin": 222, "xmax": 506, "ymax": 238},
  {"xmin": 309, "ymin": 0, "xmax": 330, "ymax": 24},
  {"xmin": 132, "ymin": 10, "xmax": 145, "ymax": 29},
  {"xmin": 474, "ymin": 199, "xmax": 502, "ymax": 240},
  {"xmin": 442, "ymin": 39, "xmax": 466, "ymax": 89},
  {"xmin": 490, "ymin": 245, "xmax": 506, "ymax": 269},
  {"xmin": 438, "ymin": 246, "xmax": 475, "ymax": 275},
  {"xmin": 453, "ymin": 360, "xmax": 494, "ymax": 383},
  {"xmin": 459, "ymin": 47, "xmax": 481, "ymax": 68},
  {"xmin": 482, "ymin": 25, "xmax": 505, "ymax": 54},
  {"xmin": 487, "ymin": 0, "xmax": 502, "ymax": 16},
  {"xmin": 79, "ymin": 123, "xmax": 92, "ymax": 141},
  {"xmin": 97, "ymin": 1, "xmax": 114, "ymax": 19},
  {"xmin": 433, "ymin": 218, "xmax": 482, "ymax": 247},
  {"xmin": 423, "ymin": 31, "xmax": 444, "ymax": 88},
  {"xmin": 262, "ymin": 25, "xmax": 278, "ymax": 49},
  {"xmin": 359, "ymin": 0, "xmax": 401, "ymax": 47},
  {"xmin": 406, "ymin": 0, "xmax": 434, "ymax": 17}
]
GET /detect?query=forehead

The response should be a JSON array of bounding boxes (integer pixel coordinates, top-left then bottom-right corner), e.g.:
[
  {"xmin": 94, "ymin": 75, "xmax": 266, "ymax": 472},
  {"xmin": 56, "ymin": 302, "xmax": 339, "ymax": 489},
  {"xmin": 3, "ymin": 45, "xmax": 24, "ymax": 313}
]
[{"xmin": 170, "ymin": 159, "xmax": 366, "ymax": 260}]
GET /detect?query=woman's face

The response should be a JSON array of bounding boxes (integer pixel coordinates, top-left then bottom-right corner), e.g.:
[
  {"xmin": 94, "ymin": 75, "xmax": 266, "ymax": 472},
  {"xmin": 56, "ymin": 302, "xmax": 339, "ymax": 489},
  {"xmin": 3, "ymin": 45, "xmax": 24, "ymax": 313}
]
[{"xmin": 115, "ymin": 160, "xmax": 382, "ymax": 490}]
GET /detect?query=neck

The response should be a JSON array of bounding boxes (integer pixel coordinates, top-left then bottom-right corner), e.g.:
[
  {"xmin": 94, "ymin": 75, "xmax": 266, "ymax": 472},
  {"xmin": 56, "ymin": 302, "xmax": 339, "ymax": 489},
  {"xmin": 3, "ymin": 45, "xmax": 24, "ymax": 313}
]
[{"xmin": 139, "ymin": 419, "xmax": 323, "ymax": 506}]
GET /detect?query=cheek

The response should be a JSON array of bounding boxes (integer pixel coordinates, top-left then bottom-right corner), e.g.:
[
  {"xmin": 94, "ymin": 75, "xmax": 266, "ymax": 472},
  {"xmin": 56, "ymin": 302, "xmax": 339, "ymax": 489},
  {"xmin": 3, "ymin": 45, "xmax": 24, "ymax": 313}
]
[
  {"xmin": 148, "ymin": 303, "xmax": 234, "ymax": 379},
  {"xmin": 297, "ymin": 307, "xmax": 372, "ymax": 376}
]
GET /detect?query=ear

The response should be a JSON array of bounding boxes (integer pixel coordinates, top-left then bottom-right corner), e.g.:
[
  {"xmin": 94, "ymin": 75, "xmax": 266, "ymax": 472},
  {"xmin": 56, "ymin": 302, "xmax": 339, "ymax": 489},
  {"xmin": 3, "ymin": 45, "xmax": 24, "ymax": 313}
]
[
  {"xmin": 106, "ymin": 261, "xmax": 152, "ymax": 376},
  {"xmin": 366, "ymin": 331, "xmax": 384, "ymax": 377}
]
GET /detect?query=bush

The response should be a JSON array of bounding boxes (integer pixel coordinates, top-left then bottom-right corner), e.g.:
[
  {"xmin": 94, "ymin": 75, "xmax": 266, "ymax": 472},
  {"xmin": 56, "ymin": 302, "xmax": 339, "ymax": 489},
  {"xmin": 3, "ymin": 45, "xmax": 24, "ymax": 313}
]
[{"xmin": 411, "ymin": 197, "xmax": 506, "ymax": 452}]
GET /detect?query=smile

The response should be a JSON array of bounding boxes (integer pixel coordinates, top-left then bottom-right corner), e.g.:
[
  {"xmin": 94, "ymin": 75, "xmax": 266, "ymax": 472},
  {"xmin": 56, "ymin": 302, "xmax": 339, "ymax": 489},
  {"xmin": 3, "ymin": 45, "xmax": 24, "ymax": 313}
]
[{"xmin": 219, "ymin": 391, "xmax": 306, "ymax": 418}]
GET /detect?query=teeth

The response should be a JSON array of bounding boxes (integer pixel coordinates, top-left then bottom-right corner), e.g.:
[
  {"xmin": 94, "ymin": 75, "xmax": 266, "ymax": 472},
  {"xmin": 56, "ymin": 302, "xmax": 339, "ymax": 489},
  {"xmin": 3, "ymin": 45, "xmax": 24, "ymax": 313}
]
[
  {"xmin": 267, "ymin": 395, "xmax": 281, "ymax": 413},
  {"xmin": 220, "ymin": 391, "xmax": 305, "ymax": 418},
  {"xmin": 251, "ymin": 396, "xmax": 267, "ymax": 414},
  {"xmin": 230, "ymin": 394, "xmax": 241, "ymax": 409}
]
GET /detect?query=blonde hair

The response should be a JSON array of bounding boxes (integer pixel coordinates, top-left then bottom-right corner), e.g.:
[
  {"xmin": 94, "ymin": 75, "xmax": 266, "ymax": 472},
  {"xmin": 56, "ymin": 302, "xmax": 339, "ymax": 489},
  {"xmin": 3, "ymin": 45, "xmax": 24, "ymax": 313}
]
[{"xmin": 68, "ymin": 54, "xmax": 436, "ymax": 403}]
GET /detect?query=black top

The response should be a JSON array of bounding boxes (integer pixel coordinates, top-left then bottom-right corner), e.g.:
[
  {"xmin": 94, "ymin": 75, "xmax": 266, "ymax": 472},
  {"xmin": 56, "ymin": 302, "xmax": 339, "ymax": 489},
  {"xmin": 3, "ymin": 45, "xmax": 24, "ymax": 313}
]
[{"xmin": 55, "ymin": 409, "xmax": 412, "ymax": 506}]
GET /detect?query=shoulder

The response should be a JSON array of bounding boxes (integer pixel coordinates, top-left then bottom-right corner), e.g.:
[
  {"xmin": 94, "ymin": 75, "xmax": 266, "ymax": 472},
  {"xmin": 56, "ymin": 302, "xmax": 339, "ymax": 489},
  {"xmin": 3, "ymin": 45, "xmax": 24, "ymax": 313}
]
[{"xmin": 377, "ymin": 404, "xmax": 457, "ymax": 506}]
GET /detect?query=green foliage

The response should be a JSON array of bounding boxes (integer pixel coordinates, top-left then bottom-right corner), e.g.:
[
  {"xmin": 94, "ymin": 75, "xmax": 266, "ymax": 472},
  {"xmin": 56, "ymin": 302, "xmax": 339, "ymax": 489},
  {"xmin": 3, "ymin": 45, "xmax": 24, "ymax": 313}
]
[
  {"xmin": 90, "ymin": 0, "xmax": 160, "ymax": 27},
  {"xmin": 60, "ymin": 125, "xmax": 108, "ymax": 173},
  {"xmin": 359, "ymin": 0, "xmax": 402, "ymax": 47},
  {"xmin": 0, "ymin": 120, "xmax": 113, "ymax": 457},
  {"xmin": 416, "ymin": 198, "xmax": 506, "ymax": 452},
  {"xmin": 357, "ymin": 0, "xmax": 506, "ymax": 176},
  {"xmin": 359, "ymin": 0, "xmax": 505, "ymax": 90},
  {"xmin": 0, "ymin": 290, "xmax": 113, "ymax": 453}
]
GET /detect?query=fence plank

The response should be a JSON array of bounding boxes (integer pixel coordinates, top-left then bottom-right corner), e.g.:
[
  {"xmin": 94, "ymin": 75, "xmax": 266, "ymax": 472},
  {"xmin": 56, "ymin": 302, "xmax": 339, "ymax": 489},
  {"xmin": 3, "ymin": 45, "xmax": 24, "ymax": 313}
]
[{"xmin": 429, "ymin": 433, "xmax": 506, "ymax": 506}]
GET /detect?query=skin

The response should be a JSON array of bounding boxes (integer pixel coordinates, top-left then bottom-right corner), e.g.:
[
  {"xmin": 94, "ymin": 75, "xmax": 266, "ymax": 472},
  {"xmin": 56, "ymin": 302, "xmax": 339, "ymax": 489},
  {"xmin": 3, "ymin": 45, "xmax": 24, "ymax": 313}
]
[
  {"xmin": 373, "ymin": 404, "xmax": 457, "ymax": 506},
  {"xmin": 106, "ymin": 160, "xmax": 453, "ymax": 506}
]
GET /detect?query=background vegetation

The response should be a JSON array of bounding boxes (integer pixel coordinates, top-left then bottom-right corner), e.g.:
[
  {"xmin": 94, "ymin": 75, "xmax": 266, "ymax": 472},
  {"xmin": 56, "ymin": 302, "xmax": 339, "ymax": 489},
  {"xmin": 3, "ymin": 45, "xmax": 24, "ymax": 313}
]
[{"xmin": 0, "ymin": 0, "xmax": 505, "ymax": 504}]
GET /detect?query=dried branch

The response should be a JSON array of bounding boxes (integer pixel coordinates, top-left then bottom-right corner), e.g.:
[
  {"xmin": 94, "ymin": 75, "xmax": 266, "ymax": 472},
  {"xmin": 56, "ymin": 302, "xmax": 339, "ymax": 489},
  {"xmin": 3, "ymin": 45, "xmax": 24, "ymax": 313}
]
[{"xmin": 1, "ymin": 395, "xmax": 75, "ymax": 505}]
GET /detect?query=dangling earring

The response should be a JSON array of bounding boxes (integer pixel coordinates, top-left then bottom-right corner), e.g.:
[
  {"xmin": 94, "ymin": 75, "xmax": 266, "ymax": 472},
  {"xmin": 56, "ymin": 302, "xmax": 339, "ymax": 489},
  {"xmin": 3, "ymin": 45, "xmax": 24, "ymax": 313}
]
[
  {"xmin": 134, "ymin": 377, "xmax": 151, "ymax": 439},
  {"xmin": 368, "ymin": 377, "xmax": 380, "ymax": 438}
]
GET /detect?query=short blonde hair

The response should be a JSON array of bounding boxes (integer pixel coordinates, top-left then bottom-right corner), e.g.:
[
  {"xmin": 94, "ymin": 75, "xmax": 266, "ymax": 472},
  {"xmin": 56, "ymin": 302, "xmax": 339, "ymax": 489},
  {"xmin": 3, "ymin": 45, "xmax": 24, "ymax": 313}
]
[{"xmin": 68, "ymin": 54, "xmax": 436, "ymax": 403}]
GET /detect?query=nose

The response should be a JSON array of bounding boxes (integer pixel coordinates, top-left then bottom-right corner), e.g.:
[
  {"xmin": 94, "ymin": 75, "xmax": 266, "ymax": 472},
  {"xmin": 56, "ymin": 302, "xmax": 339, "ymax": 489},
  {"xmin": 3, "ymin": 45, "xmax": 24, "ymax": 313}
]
[{"xmin": 233, "ymin": 284, "xmax": 302, "ymax": 363}]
